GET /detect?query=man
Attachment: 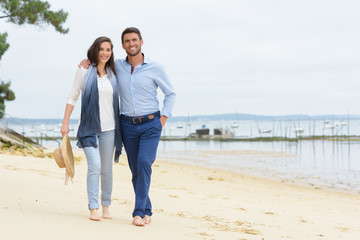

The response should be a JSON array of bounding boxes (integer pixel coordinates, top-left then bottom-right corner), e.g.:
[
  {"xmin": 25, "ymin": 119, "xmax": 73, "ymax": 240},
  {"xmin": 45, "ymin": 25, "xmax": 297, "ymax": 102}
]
[{"xmin": 80, "ymin": 27, "xmax": 176, "ymax": 226}]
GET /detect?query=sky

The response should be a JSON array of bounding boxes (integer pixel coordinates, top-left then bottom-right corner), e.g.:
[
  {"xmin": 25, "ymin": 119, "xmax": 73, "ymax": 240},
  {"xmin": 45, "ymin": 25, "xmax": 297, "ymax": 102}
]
[{"xmin": 0, "ymin": 0, "xmax": 360, "ymax": 119}]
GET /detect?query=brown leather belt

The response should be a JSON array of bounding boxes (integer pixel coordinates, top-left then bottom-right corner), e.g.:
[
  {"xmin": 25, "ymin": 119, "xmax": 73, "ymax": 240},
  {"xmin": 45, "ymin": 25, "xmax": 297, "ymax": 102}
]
[{"xmin": 120, "ymin": 111, "xmax": 160, "ymax": 124}]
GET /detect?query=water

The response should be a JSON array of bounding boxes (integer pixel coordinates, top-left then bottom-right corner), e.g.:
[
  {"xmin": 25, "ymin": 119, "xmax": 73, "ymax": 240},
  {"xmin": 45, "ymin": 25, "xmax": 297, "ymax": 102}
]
[
  {"xmin": 5, "ymin": 118, "xmax": 360, "ymax": 193},
  {"xmin": 6, "ymin": 118, "xmax": 360, "ymax": 139},
  {"xmin": 156, "ymin": 140, "xmax": 360, "ymax": 193},
  {"xmin": 164, "ymin": 118, "xmax": 359, "ymax": 138}
]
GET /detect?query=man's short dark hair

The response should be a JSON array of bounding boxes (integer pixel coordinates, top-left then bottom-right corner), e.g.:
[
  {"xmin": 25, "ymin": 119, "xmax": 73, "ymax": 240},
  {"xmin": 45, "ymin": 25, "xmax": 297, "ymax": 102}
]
[{"xmin": 121, "ymin": 27, "xmax": 142, "ymax": 43}]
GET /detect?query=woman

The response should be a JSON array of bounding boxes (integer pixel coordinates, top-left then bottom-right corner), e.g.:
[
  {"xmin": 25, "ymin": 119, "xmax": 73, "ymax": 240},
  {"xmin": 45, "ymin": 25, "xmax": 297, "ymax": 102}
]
[{"xmin": 60, "ymin": 36, "xmax": 122, "ymax": 221}]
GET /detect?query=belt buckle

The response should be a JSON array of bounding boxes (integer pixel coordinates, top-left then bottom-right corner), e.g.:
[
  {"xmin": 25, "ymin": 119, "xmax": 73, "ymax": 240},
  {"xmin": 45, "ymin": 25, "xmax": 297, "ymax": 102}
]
[
  {"xmin": 148, "ymin": 114, "xmax": 154, "ymax": 120},
  {"xmin": 132, "ymin": 117, "xmax": 143, "ymax": 124}
]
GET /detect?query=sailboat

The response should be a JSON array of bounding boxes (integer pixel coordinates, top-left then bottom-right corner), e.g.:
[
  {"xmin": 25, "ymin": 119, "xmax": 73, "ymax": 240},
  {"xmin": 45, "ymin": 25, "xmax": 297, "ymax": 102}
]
[
  {"xmin": 258, "ymin": 129, "xmax": 272, "ymax": 134},
  {"xmin": 256, "ymin": 120, "xmax": 272, "ymax": 134},
  {"xmin": 231, "ymin": 122, "xmax": 239, "ymax": 128},
  {"xmin": 231, "ymin": 111, "xmax": 239, "ymax": 128}
]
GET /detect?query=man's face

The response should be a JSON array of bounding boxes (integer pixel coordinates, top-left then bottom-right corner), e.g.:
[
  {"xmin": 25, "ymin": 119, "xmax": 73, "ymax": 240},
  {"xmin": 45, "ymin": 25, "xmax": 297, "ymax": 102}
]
[{"xmin": 122, "ymin": 33, "xmax": 143, "ymax": 57}]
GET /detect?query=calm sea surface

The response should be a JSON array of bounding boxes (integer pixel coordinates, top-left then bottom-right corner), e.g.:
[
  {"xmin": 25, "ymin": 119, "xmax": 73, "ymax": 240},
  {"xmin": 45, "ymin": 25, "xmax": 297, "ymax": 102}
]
[
  {"xmin": 6, "ymin": 118, "xmax": 360, "ymax": 193},
  {"xmin": 157, "ymin": 140, "xmax": 360, "ymax": 193}
]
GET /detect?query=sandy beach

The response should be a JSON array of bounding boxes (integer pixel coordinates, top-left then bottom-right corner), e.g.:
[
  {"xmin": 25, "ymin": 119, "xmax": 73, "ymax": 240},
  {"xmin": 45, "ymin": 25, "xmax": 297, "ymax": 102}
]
[{"xmin": 1, "ymin": 149, "xmax": 359, "ymax": 240}]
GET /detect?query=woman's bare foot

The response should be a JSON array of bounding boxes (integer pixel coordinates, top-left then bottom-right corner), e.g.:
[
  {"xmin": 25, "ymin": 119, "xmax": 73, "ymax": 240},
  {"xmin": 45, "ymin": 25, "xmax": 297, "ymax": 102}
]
[
  {"xmin": 89, "ymin": 209, "xmax": 101, "ymax": 221},
  {"xmin": 144, "ymin": 215, "xmax": 151, "ymax": 224},
  {"xmin": 132, "ymin": 215, "xmax": 145, "ymax": 226},
  {"xmin": 102, "ymin": 206, "xmax": 112, "ymax": 219}
]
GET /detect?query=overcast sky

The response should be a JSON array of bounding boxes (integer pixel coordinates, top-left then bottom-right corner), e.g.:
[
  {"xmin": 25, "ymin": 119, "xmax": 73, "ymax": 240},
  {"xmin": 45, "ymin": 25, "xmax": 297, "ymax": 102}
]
[{"xmin": 0, "ymin": 0, "xmax": 359, "ymax": 119}]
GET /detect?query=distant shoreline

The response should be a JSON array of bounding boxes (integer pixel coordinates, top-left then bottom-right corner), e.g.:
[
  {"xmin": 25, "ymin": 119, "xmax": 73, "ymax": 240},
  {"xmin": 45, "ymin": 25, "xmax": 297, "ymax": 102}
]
[{"xmin": 3, "ymin": 113, "xmax": 360, "ymax": 125}]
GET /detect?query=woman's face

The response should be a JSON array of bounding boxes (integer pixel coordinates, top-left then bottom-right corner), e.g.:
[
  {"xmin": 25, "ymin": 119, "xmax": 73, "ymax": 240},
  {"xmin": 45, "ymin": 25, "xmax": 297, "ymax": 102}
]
[{"xmin": 98, "ymin": 41, "xmax": 112, "ymax": 64}]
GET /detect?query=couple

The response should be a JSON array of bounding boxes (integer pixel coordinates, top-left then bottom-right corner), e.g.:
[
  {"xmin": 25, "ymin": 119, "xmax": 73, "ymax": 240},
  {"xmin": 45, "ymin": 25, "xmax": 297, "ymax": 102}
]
[{"xmin": 60, "ymin": 27, "xmax": 176, "ymax": 226}]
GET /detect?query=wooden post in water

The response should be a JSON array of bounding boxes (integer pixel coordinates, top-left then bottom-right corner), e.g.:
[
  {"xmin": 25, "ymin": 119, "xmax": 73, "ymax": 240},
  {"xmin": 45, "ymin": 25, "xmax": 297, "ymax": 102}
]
[
  {"xmin": 347, "ymin": 112, "xmax": 350, "ymax": 142},
  {"xmin": 278, "ymin": 120, "xmax": 283, "ymax": 139},
  {"xmin": 313, "ymin": 118, "xmax": 316, "ymax": 139}
]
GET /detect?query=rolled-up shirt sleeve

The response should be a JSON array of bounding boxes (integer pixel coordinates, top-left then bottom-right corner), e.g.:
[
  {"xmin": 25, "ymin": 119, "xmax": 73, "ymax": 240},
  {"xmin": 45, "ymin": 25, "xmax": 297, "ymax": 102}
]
[
  {"xmin": 66, "ymin": 68, "xmax": 86, "ymax": 106},
  {"xmin": 155, "ymin": 64, "xmax": 176, "ymax": 117}
]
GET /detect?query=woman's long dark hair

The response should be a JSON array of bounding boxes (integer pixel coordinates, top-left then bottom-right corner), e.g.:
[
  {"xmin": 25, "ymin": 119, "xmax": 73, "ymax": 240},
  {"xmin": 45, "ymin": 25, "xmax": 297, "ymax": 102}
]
[{"xmin": 87, "ymin": 36, "xmax": 116, "ymax": 76}]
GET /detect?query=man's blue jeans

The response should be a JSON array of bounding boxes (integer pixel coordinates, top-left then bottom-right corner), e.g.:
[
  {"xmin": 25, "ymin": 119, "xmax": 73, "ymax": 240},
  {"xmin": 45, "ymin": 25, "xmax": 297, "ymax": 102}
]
[
  {"xmin": 83, "ymin": 130, "xmax": 115, "ymax": 210},
  {"xmin": 121, "ymin": 116, "xmax": 162, "ymax": 218}
]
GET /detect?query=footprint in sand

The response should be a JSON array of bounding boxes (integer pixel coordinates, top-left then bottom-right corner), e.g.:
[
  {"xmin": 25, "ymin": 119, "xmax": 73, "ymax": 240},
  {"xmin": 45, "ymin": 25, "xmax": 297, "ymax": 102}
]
[
  {"xmin": 336, "ymin": 226, "xmax": 349, "ymax": 232},
  {"xmin": 235, "ymin": 220, "xmax": 246, "ymax": 226},
  {"xmin": 154, "ymin": 209, "xmax": 164, "ymax": 213},
  {"xmin": 235, "ymin": 207, "xmax": 246, "ymax": 211},
  {"xmin": 202, "ymin": 215, "xmax": 261, "ymax": 235},
  {"xmin": 202, "ymin": 215, "xmax": 224, "ymax": 222},
  {"xmin": 171, "ymin": 211, "xmax": 193, "ymax": 218},
  {"xmin": 207, "ymin": 176, "xmax": 224, "ymax": 181},
  {"xmin": 264, "ymin": 211, "xmax": 275, "ymax": 215},
  {"xmin": 168, "ymin": 194, "xmax": 179, "ymax": 198},
  {"xmin": 176, "ymin": 212, "xmax": 186, "ymax": 217},
  {"xmin": 118, "ymin": 200, "xmax": 131, "ymax": 205},
  {"xmin": 196, "ymin": 232, "xmax": 213, "ymax": 237},
  {"xmin": 4, "ymin": 165, "xmax": 18, "ymax": 170},
  {"xmin": 240, "ymin": 228, "xmax": 262, "ymax": 235}
]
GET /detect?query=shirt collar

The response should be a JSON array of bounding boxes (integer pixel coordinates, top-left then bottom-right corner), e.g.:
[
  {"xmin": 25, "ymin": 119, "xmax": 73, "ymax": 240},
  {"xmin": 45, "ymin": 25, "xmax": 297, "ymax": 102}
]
[{"xmin": 125, "ymin": 53, "xmax": 150, "ymax": 65}]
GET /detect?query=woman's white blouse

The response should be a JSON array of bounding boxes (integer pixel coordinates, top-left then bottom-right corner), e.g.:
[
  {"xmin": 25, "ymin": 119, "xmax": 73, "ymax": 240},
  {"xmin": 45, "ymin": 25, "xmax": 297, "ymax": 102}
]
[{"xmin": 66, "ymin": 67, "xmax": 115, "ymax": 132}]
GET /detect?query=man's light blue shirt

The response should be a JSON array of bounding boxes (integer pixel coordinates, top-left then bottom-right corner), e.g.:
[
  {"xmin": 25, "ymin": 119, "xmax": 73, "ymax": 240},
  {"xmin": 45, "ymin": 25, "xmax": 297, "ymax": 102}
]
[{"xmin": 115, "ymin": 55, "xmax": 176, "ymax": 117}]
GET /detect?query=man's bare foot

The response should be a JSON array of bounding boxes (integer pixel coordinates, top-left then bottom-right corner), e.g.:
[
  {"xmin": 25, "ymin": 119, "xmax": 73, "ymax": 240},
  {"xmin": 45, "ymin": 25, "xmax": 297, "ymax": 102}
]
[
  {"xmin": 89, "ymin": 209, "xmax": 101, "ymax": 221},
  {"xmin": 144, "ymin": 215, "xmax": 152, "ymax": 224},
  {"xmin": 132, "ymin": 215, "xmax": 145, "ymax": 226},
  {"xmin": 102, "ymin": 206, "xmax": 112, "ymax": 219}
]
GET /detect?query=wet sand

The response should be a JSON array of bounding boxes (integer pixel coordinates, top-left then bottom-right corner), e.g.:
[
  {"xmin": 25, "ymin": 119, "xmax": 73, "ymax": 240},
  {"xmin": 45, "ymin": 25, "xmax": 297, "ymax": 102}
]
[{"xmin": 0, "ymin": 150, "xmax": 359, "ymax": 240}]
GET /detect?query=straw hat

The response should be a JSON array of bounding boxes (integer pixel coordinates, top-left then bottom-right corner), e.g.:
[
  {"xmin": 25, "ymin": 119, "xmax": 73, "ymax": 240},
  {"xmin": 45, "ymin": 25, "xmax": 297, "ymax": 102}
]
[{"xmin": 53, "ymin": 134, "xmax": 74, "ymax": 178}]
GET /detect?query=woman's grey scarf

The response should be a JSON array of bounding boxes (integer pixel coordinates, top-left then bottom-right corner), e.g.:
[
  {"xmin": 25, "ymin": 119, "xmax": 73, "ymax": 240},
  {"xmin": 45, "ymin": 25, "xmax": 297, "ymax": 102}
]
[{"xmin": 76, "ymin": 64, "xmax": 122, "ymax": 162}]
